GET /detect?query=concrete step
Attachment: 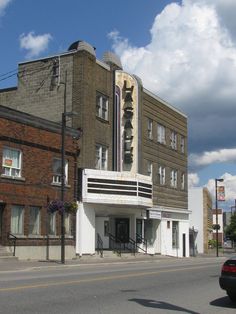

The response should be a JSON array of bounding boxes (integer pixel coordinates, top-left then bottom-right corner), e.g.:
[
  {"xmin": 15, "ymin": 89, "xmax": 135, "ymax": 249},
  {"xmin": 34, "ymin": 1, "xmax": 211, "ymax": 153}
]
[{"xmin": 0, "ymin": 246, "xmax": 18, "ymax": 260}]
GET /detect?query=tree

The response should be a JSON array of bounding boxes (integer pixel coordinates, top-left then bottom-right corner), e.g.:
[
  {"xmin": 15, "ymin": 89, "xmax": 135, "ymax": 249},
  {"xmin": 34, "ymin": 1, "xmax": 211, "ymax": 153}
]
[{"xmin": 225, "ymin": 213, "xmax": 236, "ymax": 242}]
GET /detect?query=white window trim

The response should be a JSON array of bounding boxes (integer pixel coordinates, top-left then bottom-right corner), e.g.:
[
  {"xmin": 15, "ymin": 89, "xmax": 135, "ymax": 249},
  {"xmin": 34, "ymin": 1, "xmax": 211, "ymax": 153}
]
[
  {"xmin": 147, "ymin": 160, "xmax": 153, "ymax": 177},
  {"xmin": 158, "ymin": 166, "xmax": 166, "ymax": 185},
  {"xmin": 2, "ymin": 147, "xmax": 22, "ymax": 178},
  {"xmin": 157, "ymin": 124, "xmax": 166, "ymax": 144},
  {"xmin": 52, "ymin": 158, "xmax": 68, "ymax": 185},
  {"xmin": 96, "ymin": 94, "xmax": 109, "ymax": 121},
  {"xmin": 180, "ymin": 136, "xmax": 185, "ymax": 153},
  {"xmin": 147, "ymin": 118, "xmax": 153, "ymax": 140},
  {"xmin": 170, "ymin": 169, "xmax": 178, "ymax": 188},
  {"xmin": 170, "ymin": 131, "xmax": 177, "ymax": 150},
  {"xmin": 95, "ymin": 144, "xmax": 108, "ymax": 170}
]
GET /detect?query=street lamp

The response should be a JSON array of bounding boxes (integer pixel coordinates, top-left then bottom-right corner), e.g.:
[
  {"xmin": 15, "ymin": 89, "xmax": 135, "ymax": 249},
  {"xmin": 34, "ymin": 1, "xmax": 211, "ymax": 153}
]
[{"xmin": 215, "ymin": 178, "xmax": 224, "ymax": 257}]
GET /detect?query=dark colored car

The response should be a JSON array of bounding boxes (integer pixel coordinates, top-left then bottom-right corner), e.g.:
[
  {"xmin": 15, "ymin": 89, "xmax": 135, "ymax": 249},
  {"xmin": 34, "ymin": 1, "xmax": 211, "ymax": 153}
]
[{"xmin": 219, "ymin": 256, "xmax": 236, "ymax": 301}]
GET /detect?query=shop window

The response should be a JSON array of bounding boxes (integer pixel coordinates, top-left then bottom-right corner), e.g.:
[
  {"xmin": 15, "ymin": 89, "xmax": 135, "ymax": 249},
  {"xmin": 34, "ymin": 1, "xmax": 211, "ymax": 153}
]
[
  {"xmin": 49, "ymin": 212, "xmax": 56, "ymax": 235},
  {"xmin": 172, "ymin": 221, "xmax": 179, "ymax": 248},
  {"xmin": 11, "ymin": 205, "xmax": 24, "ymax": 235},
  {"xmin": 29, "ymin": 206, "xmax": 40, "ymax": 235},
  {"xmin": 64, "ymin": 213, "xmax": 71, "ymax": 235},
  {"xmin": 2, "ymin": 147, "xmax": 22, "ymax": 178}
]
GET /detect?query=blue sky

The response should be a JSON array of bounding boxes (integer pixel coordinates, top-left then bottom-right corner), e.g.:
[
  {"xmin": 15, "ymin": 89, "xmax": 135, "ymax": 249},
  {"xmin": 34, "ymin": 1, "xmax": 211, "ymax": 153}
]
[{"xmin": 1, "ymin": 0, "xmax": 236, "ymax": 210}]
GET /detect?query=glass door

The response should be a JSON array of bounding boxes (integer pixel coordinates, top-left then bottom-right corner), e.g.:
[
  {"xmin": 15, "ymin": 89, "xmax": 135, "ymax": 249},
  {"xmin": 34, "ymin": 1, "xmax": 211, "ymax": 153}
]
[{"xmin": 115, "ymin": 218, "xmax": 129, "ymax": 243}]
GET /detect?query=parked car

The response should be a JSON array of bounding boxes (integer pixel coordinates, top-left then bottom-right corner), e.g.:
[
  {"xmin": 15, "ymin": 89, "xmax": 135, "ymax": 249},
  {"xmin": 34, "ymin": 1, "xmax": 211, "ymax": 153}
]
[{"xmin": 219, "ymin": 256, "xmax": 236, "ymax": 301}]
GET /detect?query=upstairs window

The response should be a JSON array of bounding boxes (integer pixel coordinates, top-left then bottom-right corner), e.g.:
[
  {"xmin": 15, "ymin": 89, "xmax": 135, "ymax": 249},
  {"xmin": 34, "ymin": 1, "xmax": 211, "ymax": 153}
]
[
  {"xmin": 170, "ymin": 131, "xmax": 177, "ymax": 150},
  {"xmin": 95, "ymin": 144, "xmax": 108, "ymax": 170},
  {"xmin": 52, "ymin": 158, "xmax": 68, "ymax": 185},
  {"xmin": 170, "ymin": 169, "xmax": 178, "ymax": 188},
  {"xmin": 180, "ymin": 136, "xmax": 185, "ymax": 153},
  {"xmin": 96, "ymin": 93, "xmax": 109, "ymax": 121},
  {"xmin": 157, "ymin": 124, "xmax": 166, "ymax": 144},
  {"xmin": 181, "ymin": 173, "xmax": 185, "ymax": 190},
  {"xmin": 147, "ymin": 118, "xmax": 153, "ymax": 140},
  {"xmin": 147, "ymin": 160, "xmax": 153, "ymax": 177},
  {"xmin": 158, "ymin": 166, "xmax": 166, "ymax": 185},
  {"xmin": 2, "ymin": 147, "xmax": 22, "ymax": 178}
]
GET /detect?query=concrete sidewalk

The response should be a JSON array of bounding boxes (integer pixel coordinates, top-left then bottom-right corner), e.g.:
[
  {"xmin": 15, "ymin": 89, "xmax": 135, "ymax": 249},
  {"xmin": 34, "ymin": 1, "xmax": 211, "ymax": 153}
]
[{"xmin": 0, "ymin": 251, "xmax": 234, "ymax": 273}]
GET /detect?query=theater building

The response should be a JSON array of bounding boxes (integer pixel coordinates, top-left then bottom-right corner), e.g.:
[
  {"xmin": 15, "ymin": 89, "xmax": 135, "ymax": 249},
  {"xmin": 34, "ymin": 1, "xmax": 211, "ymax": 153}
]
[{"xmin": 0, "ymin": 40, "xmax": 189, "ymax": 258}]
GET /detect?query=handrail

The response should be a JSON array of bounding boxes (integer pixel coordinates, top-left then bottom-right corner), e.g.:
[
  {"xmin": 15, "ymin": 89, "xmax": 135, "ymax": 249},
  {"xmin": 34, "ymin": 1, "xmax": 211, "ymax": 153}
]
[
  {"xmin": 108, "ymin": 233, "xmax": 122, "ymax": 256},
  {"xmin": 7, "ymin": 232, "xmax": 17, "ymax": 256},
  {"xmin": 136, "ymin": 233, "xmax": 148, "ymax": 254},
  {"xmin": 108, "ymin": 233, "xmax": 136, "ymax": 255},
  {"xmin": 97, "ymin": 233, "xmax": 103, "ymax": 257}
]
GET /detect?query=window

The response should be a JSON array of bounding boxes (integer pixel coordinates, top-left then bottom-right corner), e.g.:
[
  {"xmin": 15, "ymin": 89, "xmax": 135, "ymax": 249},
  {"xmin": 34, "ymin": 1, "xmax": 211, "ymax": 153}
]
[
  {"xmin": 11, "ymin": 205, "xmax": 24, "ymax": 235},
  {"xmin": 29, "ymin": 206, "xmax": 40, "ymax": 235},
  {"xmin": 64, "ymin": 213, "xmax": 71, "ymax": 235},
  {"xmin": 2, "ymin": 147, "xmax": 22, "ymax": 177},
  {"xmin": 158, "ymin": 166, "xmax": 166, "ymax": 185},
  {"xmin": 157, "ymin": 124, "xmax": 166, "ymax": 144},
  {"xmin": 96, "ymin": 93, "xmax": 109, "ymax": 120},
  {"xmin": 104, "ymin": 221, "xmax": 109, "ymax": 237},
  {"xmin": 170, "ymin": 131, "xmax": 177, "ymax": 150},
  {"xmin": 95, "ymin": 145, "xmax": 108, "ymax": 170},
  {"xmin": 147, "ymin": 118, "xmax": 153, "ymax": 140},
  {"xmin": 52, "ymin": 158, "xmax": 68, "ymax": 185},
  {"xmin": 147, "ymin": 160, "xmax": 153, "ymax": 177},
  {"xmin": 170, "ymin": 169, "xmax": 178, "ymax": 188},
  {"xmin": 180, "ymin": 136, "xmax": 185, "ymax": 153},
  {"xmin": 181, "ymin": 173, "xmax": 185, "ymax": 190},
  {"xmin": 172, "ymin": 221, "xmax": 179, "ymax": 248},
  {"xmin": 49, "ymin": 212, "xmax": 56, "ymax": 235}
]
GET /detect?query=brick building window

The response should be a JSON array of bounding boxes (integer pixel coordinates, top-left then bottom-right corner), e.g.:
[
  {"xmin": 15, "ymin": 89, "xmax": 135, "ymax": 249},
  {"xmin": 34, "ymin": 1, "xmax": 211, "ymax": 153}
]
[
  {"xmin": 49, "ymin": 212, "xmax": 56, "ymax": 235},
  {"xmin": 180, "ymin": 136, "xmax": 185, "ymax": 153},
  {"xmin": 181, "ymin": 173, "xmax": 185, "ymax": 190},
  {"xmin": 52, "ymin": 158, "xmax": 68, "ymax": 185},
  {"xmin": 64, "ymin": 213, "xmax": 71, "ymax": 235},
  {"xmin": 95, "ymin": 145, "xmax": 108, "ymax": 170},
  {"xmin": 96, "ymin": 93, "xmax": 109, "ymax": 121},
  {"xmin": 158, "ymin": 166, "xmax": 166, "ymax": 185},
  {"xmin": 170, "ymin": 131, "xmax": 177, "ymax": 150},
  {"xmin": 11, "ymin": 205, "xmax": 24, "ymax": 235},
  {"xmin": 170, "ymin": 169, "xmax": 178, "ymax": 188},
  {"xmin": 147, "ymin": 160, "xmax": 153, "ymax": 177},
  {"xmin": 29, "ymin": 206, "xmax": 40, "ymax": 235},
  {"xmin": 2, "ymin": 147, "xmax": 22, "ymax": 177}
]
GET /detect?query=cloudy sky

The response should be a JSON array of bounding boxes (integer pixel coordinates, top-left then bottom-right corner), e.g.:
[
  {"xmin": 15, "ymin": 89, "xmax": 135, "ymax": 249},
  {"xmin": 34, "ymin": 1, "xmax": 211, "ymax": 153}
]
[{"xmin": 0, "ymin": 0, "xmax": 236, "ymax": 208}]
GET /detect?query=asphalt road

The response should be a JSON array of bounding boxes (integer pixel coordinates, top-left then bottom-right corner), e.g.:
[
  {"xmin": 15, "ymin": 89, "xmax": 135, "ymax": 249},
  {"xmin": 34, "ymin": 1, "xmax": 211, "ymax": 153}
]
[{"xmin": 0, "ymin": 257, "xmax": 235, "ymax": 314}]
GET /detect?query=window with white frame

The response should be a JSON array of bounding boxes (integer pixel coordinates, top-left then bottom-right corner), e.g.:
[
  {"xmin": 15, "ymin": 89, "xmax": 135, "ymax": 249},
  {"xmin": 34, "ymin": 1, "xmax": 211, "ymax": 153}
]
[
  {"xmin": 147, "ymin": 160, "xmax": 153, "ymax": 177},
  {"xmin": 95, "ymin": 144, "xmax": 108, "ymax": 170},
  {"xmin": 29, "ymin": 206, "xmax": 40, "ymax": 235},
  {"xmin": 181, "ymin": 173, "xmax": 185, "ymax": 190},
  {"xmin": 11, "ymin": 205, "xmax": 24, "ymax": 235},
  {"xmin": 157, "ymin": 124, "xmax": 166, "ymax": 144},
  {"xmin": 96, "ymin": 93, "xmax": 109, "ymax": 120},
  {"xmin": 64, "ymin": 212, "xmax": 71, "ymax": 235},
  {"xmin": 170, "ymin": 169, "xmax": 178, "ymax": 188},
  {"xmin": 147, "ymin": 118, "xmax": 153, "ymax": 140},
  {"xmin": 172, "ymin": 221, "xmax": 179, "ymax": 248},
  {"xmin": 180, "ymin": 136, "xmax": 185, "ymax": 153},
  {"xmin": 2, "ymin": 147, "xmax": 22, "ymax": 177},
  {"xmin": 52, "ymin": 158, "xmax": 68, "ymax": 185},
  {"xmin": 170, "ymin": 131, "xmax": 177, "ymax": 150},
  {"xmin": 49, "ymin": 212, "xmax": 56, "ymax": 235},
  {"xmin": 158, "ymin": 166, "xmax": 166, "ymax": 185}
]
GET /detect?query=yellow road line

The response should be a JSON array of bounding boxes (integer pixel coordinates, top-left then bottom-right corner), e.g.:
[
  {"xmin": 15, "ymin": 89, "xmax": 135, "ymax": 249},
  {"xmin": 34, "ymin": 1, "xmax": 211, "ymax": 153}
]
[{"xmin": 0, "ymin": 264, "xmax": 217, "ymax": 292}]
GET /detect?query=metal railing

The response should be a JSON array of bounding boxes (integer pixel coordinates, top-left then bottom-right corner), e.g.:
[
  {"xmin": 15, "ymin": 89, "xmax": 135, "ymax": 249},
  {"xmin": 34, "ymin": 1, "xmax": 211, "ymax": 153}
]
[
  {"xmin": 7, "ymin": 232, "xmax": 17, "ymax": 256},
  {"xmin": 108, "ymin": 233, "xmax": 136, "ymax": 256},
  {"xmin": 136, "ymin": 233, "xmax": 148, "ymax": 254},
  {"xmin": 97, "ymin": 233, "xmax": 103, "ymax": 257}
]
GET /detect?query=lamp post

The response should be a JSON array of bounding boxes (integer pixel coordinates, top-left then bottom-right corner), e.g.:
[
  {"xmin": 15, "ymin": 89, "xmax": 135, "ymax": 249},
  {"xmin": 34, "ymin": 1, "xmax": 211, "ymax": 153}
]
[{"xmin": 215, "ymin": 178, "xmax": 224, "ymax": 257}]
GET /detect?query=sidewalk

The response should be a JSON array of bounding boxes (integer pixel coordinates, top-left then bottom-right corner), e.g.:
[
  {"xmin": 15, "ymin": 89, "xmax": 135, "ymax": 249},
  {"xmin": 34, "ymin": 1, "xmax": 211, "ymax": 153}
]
[{"xmin": 1, "ymin": 251, "xmax": 234, "ymax": 273}]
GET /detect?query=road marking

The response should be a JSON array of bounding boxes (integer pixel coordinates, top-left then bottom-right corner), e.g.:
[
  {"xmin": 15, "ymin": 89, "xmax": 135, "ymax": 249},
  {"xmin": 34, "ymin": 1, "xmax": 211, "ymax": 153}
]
[{"xmin": 0, "ymin": 264, "xmax": 217, "ymax": 292}]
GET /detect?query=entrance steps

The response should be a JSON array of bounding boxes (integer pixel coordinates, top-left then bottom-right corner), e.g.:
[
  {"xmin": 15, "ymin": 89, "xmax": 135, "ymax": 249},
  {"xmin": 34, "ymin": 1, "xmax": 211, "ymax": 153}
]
[
  {"xmin": 77, "ymin": 250, "xmax": 157, "ymax": 262},
  {"xmin": 0, "ymin": 246, "xmax": 18, "ymax": 261}
]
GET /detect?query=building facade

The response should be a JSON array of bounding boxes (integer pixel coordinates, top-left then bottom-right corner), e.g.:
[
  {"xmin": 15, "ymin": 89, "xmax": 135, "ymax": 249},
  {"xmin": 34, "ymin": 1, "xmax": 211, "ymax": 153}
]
[
  {"xmin": 188, "ymin": 187, "xmax": 213, "ymax": 254},
  {"xmin": 0, "ymin": 105, "xmax": 80, "ymax": 259},
  {"xmin": 0, "ymin": 40, "xmax": 189, "ymax": 258}
]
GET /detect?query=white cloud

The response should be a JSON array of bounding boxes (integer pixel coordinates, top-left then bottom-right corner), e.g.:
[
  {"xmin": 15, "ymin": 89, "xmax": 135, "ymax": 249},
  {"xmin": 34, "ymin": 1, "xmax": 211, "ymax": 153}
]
[
  {"xmin": 188, "ymin": 173, "xmax": 200, "ymax": 188},
  {"xmin": 109, "ymin": 0, "xmax": 236, "ymax": 155},
  {"xmin": 205, "ymin": 172, "xmax": 236, "ymax": 202},
  {"xmin": 189, "ymin": 148, "xmax": 236, "ymax": 170},
  {"xmin": 0, "ymin": 0, "xmax": 11, "ymax": 15},
  {"xmin": 19, "ymin": 32, "xmax": 52, "ymax": 58}
]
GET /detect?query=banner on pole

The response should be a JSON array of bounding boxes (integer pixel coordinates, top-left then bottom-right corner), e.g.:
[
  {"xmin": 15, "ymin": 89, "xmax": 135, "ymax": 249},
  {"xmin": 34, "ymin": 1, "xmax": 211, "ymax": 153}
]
[{"xmin": 217, "ymin": 186, "xmax": 225, "ymax": 201}]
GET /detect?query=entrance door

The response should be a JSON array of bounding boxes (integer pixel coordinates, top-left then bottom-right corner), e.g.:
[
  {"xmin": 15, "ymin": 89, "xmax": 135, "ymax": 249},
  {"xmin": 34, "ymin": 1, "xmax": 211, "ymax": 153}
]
[
  {"xmin": 115, "ymin": 218, "xmax": 129, "ymax": 243},
  {"xmin": 0, "ymin": 205, "xmax": 4, "ymax": 245}
]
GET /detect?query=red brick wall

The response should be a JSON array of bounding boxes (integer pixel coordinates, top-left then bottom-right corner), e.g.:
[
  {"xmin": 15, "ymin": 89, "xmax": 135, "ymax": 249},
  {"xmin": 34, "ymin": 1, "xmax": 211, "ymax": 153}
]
[{"xmin": 0, "ymin": 116, "xmax": 79, "ymax": 246}]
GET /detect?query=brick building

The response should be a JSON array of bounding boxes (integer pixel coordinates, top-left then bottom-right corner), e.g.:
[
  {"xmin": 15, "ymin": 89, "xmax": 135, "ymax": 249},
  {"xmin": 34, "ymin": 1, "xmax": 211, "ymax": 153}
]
[
  {"xmin": 0, "ymin": 40, "xmax": 189, "ymax": 258},
  {"xmin": 0, "ymin": 105, "xmax": 80, "ymax": 259}
]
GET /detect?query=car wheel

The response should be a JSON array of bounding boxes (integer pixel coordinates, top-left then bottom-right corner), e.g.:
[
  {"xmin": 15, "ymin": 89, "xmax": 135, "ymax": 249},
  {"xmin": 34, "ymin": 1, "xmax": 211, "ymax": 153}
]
[{"xmin": 227, "ymin": 291, "xmax": 236, "ymax": 302}]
